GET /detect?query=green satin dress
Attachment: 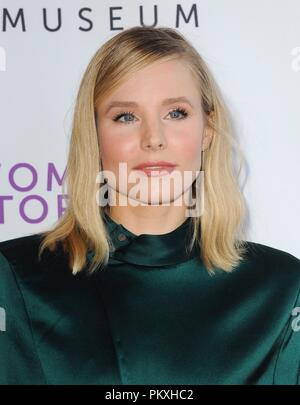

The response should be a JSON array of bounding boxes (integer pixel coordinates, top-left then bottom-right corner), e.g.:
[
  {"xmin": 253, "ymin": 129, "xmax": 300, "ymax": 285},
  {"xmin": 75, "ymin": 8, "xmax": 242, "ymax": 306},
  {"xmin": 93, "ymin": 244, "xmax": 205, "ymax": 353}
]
[{"xmin": 0, "ymin": 213, "xmax": 299, "ymax": 385}]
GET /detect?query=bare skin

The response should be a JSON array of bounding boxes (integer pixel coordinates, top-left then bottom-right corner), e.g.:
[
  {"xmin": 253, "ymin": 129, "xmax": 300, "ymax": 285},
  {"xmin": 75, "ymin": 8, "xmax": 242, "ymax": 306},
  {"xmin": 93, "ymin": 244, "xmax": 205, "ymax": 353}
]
[{"xmin": 95, "ymin": 57, "xmax": 213, "ymax": 235}]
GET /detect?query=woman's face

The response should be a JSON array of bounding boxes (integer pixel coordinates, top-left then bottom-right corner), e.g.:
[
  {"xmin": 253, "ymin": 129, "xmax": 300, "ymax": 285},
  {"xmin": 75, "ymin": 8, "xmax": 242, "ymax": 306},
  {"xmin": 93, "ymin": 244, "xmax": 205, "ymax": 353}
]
[{"xmin": 95, "ymin": 58, "xmax": 211, "ymax": 207}]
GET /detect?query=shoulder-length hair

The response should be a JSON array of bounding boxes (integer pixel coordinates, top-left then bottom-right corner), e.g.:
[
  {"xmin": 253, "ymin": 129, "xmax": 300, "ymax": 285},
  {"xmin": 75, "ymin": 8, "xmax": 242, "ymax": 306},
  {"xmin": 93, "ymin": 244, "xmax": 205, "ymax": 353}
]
[{"xmin": 38, "ymin": 26, "xmax": 248, "ymax": 275}]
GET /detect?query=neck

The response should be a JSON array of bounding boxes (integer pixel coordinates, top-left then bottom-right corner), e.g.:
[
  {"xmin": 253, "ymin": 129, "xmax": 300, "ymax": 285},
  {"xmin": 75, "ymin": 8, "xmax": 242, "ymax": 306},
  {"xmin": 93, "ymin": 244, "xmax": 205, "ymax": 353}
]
[{"xmin": 104, "ymin": 204, "xmax": 191, "ymax": 236}]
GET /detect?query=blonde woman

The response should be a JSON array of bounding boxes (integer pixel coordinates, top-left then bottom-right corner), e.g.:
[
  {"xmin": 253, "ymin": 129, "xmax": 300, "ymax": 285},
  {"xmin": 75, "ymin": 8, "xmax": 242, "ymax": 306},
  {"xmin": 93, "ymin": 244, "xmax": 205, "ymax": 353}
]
[{"xmin": 0, "ymin": 26, "xmax": 299, "ymax": 385}]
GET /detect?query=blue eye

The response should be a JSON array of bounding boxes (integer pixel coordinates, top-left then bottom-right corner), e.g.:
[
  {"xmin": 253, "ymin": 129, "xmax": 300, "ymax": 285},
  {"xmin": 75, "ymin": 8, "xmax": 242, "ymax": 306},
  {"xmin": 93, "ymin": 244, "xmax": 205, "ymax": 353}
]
[
  {"xmin": 112, "ymin": 107, "xmax": 189, "ymax": 124},
  {"xmin": 112, "ymin": 111, "xmax": 135, "ymax": 124},
  {"xmin": 169, "ymin": 108, "xmax": 188, "ymax": 119}
]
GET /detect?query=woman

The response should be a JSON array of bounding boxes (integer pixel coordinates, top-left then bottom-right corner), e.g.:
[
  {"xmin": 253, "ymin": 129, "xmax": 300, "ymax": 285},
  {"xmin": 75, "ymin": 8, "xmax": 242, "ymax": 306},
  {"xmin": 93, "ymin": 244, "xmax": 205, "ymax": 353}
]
[{"xmin": 0, "ymin": 26, "xmax": 299, "ymax": 385}]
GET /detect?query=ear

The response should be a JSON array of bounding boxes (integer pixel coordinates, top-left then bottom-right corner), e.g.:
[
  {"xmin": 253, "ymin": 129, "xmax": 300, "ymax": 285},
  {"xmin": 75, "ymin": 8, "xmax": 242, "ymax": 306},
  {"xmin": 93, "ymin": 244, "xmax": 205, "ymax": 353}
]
[
  {"xmin": 202, "ymin": 125, "xmax": 214, "ymax": 151},
  {"xmin": 202, "ymin": 111, "xmax": 215, "ymax": 151}
]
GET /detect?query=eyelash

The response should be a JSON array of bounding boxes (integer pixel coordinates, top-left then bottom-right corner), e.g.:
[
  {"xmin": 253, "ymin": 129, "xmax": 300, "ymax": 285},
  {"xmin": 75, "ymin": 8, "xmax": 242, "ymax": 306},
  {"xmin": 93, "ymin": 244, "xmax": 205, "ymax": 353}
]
[{"xmin": 112, "ymin": 107, "xmax": 189, "ymax": 124}]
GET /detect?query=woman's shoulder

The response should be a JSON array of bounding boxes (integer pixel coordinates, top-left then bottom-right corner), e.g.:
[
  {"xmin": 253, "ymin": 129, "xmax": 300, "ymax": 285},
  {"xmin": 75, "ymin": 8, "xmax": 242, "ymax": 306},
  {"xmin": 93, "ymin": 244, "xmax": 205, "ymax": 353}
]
[
  {"xmin": 0, "ymin": 234, "xmax": 42, "ymax": 282},
  {"xmin": 0, "ymin": 233, "xmax": 44, "ymax": 263},
  {"xmin": 0, "ymin": 234, "xmax": 83, "ymax": 328},
  {"xmin": 238, "ymin": 240, "xmax": 300, "ymax": 301},
  {"xmin": 243, "ymin": 240, "xmax": 300, "ymax": 273},
  {"xmin": 0, "ymin": 233, "xmax": 72, "ymax": 288},
  {"xmin": 1, "ymin": 234, "xmax": 53, "ymax": 271}
]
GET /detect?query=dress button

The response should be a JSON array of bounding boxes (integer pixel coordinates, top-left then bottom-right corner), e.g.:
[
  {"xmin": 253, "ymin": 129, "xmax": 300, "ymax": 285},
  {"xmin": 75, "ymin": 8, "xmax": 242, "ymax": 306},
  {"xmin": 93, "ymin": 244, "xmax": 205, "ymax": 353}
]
[{"xmin": 118, "ymin": 233, "xmax": 127, "ymax": 241}]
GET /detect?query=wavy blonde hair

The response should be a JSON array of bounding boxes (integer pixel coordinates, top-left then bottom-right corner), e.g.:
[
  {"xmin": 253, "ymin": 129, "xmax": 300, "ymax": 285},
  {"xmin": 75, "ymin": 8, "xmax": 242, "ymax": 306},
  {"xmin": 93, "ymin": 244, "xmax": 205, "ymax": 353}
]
[{"xmin": 38, "ymin": 26, "xmax": 248, "ymax": 275}]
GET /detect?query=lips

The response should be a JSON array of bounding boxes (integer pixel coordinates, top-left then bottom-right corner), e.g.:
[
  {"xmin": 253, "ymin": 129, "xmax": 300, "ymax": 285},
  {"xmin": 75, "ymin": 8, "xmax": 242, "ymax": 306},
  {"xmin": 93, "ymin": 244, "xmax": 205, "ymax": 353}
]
[
  {"xmin": 138, "ymin": 167, "xmax": 175, "ymax": 177},
  {"xmin": 133, "ymin": 161, "xmax": 177, "ymax": 177},
  {"xmin": 133, "ymin": 161, "xmax": 177, "ymax": 170}
]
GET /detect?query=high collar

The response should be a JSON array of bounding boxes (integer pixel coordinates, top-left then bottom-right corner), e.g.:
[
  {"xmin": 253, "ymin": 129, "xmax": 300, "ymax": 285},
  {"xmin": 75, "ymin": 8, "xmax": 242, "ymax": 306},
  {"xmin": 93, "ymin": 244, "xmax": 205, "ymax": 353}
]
[{"xmin": 94, "ymin": 212, "xmax": 200, "ymax": 267}]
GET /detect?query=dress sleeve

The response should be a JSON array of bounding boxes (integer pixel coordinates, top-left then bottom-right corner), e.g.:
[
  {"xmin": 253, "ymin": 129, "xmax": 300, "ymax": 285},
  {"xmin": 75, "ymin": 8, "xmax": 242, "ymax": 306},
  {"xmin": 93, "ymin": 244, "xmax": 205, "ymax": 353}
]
[
  {"xmin": 273, "ymin": 265, "xmax": 300, "ymax": 385},
  {"xmin": 0, "ymin": 252, "xmax": 46, "ymax": 384}
]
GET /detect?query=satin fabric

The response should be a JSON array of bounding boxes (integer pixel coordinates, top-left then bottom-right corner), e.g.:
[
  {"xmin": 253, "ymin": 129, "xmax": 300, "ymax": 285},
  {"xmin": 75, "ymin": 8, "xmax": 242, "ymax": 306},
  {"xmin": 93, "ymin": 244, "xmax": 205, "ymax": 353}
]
[{"xmin": 0, "ymin": 213, "xmax": 299, "ymax": 384}]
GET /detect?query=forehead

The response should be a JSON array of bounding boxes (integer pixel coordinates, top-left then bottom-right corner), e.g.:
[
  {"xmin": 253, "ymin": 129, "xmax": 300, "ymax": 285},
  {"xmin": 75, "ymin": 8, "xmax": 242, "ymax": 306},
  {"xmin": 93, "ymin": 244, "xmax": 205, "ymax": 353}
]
[
  {"xmin": 121, "ymin": 58, "xmax": 195, "ymax": 88},
  {"xmin": 102, "ymin": 58, "xmax": 200, "ymax": 107}
]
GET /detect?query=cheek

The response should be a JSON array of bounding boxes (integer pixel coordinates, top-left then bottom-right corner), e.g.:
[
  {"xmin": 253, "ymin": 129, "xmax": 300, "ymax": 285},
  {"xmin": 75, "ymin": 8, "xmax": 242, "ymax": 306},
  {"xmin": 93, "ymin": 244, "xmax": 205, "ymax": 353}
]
[
  {"xmin": 174, "ymin": 131, "xmax": 202, "ymax": 168},
  {"xmin": 180, "ymin": 147, "xmax": 201, "ymax": 173},
  {"xmin": 100, "ymin": 132, "xmax": 135, "ymax": 171}
]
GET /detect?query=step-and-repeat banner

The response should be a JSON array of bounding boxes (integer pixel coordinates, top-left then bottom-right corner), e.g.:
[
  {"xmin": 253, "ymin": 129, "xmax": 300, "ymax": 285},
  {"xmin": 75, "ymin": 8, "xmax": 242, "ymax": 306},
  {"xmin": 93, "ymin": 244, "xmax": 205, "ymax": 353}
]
[{"xmin": 0, "ymin": 0, "xmax": 299, "ymax": 258}]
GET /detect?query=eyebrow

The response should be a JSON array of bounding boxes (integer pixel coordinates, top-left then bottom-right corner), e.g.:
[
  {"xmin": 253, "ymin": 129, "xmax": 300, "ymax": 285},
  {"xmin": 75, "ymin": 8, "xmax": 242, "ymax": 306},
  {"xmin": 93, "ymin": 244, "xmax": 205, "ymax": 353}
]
[{"xmin": 104, "ymin": 96, "xmax": 194, "ymax": 114}]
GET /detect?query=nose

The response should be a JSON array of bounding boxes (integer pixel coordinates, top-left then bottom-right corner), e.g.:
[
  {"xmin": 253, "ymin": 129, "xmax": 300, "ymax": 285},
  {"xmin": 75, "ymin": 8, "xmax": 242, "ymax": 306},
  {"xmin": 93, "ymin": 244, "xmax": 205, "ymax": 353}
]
[{"xmin": 141, "ymin": 121, "xmax": 167, "ymax": 151}]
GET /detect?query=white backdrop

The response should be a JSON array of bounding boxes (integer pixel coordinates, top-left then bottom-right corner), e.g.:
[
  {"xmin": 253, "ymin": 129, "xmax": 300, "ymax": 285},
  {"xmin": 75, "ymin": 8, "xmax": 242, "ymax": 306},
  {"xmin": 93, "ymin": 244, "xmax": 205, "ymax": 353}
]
[{"xmin": 0, "ymin": 0, "xmax": 299, "ymax": 259}]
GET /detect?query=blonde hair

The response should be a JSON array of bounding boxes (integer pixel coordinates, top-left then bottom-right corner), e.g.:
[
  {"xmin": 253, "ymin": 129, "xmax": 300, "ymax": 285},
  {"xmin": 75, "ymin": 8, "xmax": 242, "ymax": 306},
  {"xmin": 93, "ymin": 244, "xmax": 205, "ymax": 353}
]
[{"xmin": 38, "ymin": 26, "xmax": 248, "ymax": 275}]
